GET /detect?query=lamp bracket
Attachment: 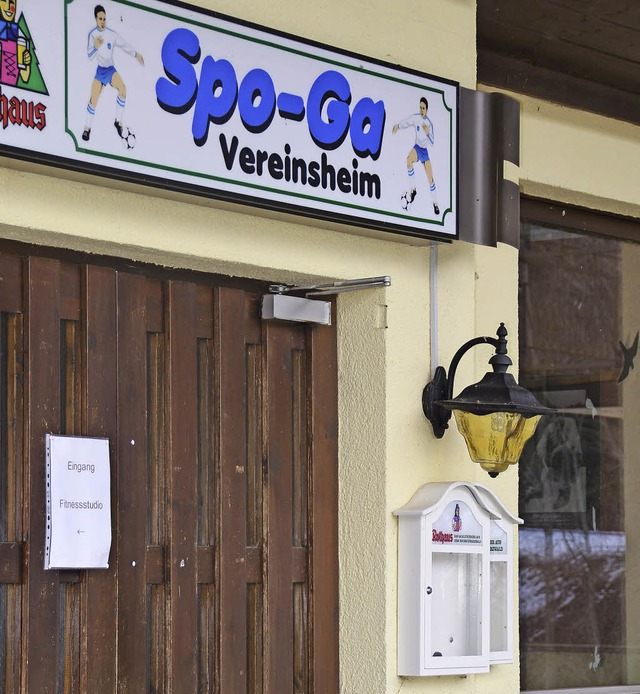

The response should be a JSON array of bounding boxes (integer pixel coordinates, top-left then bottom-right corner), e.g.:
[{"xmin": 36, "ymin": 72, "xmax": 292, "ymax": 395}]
[
  {"xmin": 423, "ymin": 324, "xmax": 509, "ymax": 439},
  {"xmin": 445, "ymin": 335, "xmax": 502, "ymax": 399},
  {"xmin": 422, "ymin": 366, "xmax": 450, "ymax": 438}
]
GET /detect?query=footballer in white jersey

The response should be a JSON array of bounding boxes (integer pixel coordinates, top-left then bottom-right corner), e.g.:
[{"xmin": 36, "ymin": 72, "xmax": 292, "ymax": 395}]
[
  {"xmin": 81, "ymin": 4, "xmax": 144, "ymax": 144},
  {"xmin": 393, "ymin": 97, "xmax": 440, "ymax": 216},
  {"xmin": 395, "ymin": 112, "xmax": 435, "ymax": 150}
]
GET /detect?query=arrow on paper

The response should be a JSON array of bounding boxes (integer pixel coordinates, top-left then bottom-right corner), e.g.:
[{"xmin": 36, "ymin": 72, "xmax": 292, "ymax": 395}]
[{"xmin": 77, "ymin": 529, "xmax": 85, "ymax": 535}]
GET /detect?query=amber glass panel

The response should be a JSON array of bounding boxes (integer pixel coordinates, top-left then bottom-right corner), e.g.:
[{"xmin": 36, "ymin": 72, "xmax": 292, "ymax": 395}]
[{"xmin": 453, "ymin": 410, "xmax": 541, "ymax": 475}]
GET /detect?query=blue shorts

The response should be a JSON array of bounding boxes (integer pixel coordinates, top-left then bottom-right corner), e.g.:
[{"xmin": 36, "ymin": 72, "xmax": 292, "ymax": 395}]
[
  {"xmin": 414, "ymin": 144, "xmax": 430, "ymax": 163},
  {"xmin": 95, "ymin": 65, "xmax": 117, "ymax": 86}
]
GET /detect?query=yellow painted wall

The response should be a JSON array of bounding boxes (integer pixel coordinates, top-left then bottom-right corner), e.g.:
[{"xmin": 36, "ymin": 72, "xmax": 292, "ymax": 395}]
[{"xmin": 486, "ymin": 88, "xmax": 640, "ymax": 219}]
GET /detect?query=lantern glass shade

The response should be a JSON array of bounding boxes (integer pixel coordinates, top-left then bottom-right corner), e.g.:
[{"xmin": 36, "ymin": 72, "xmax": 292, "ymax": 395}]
[{"xmin": 452, "ymin": 410, "xmax": 542, "ymax": 476}]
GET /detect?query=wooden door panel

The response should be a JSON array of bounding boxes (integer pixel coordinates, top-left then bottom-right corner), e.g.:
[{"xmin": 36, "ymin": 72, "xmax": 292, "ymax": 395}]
[
  {"xmin": 83, "ymin": 265, "xmax": 118, "ymax": 694},
  {"xmin": 194, "ymin": 286, "xmax": 217, "ymax": 693},
  {"xmin": 217, "ymin": 287, "xmax": 262, "ymax": 694},
  {"xmin": 116, "ymin": 272, "xmax": 158, "ymax": 693},
  {"xmin": 309, "ymin": 318, "xmax": 340, "ymax": 694},
  {"xmin": 168, "ymin": 281, "xmax": 199, "ymax": 691},
  {"xmin": 0, "ymin": 253, "xmax": 24, "ymax": 694},
  {"xmin": 25, "ymin": 257, "xmax": 64, "ymax": 694},
  {"xmin": 265, "ymin": 319, "xmax": 307, "ymax": 694},
  {"xmin": 0, "ymin": 250, "xmax": 338, "ymax": 693}
]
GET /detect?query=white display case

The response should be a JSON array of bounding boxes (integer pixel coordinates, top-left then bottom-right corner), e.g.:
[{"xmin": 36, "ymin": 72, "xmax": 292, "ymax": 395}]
[{"xmin": 394, "ymin": 481, "xmax": 520, "ymax": 676}]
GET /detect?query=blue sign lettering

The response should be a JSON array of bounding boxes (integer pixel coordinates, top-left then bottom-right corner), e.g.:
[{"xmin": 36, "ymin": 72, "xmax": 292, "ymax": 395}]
[
  {"xmin": 155, "ymin": 28, "xmax": 200, "ymax": 114},
  {"xmin": 156, "ymin": 30, "xmax": 385, "ymax": 158},
  {"xmin": 238, "ymin": 69, "xmax": 276, "ymax": 133},
  {"xmin": 306, "ymin": 70, "xmax": 351, "ymax": 151},
  {"xmin": 192, "ymin": 56, "xmax": 238, "ymax": 145},
  {"xmin": 351, "ymin": 97, "xmax": 386, "ymax": 161}
]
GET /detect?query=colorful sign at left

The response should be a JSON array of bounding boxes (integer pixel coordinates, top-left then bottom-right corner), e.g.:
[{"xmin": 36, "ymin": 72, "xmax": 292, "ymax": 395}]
[{"xmin": 0, "ymin": 0, "xmax": 48, "ymax": 125}]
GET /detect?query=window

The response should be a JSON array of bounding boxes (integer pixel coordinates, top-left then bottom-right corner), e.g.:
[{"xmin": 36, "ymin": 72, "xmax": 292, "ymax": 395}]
[{"xmin": 518, "ymin": 202, "xmax": 640, "ymax": 692}]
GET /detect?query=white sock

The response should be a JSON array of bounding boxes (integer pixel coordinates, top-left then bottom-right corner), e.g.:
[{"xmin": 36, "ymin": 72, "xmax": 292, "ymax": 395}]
[
  {"xmin": 116, "ymin": 96, "xmax": 126, "ymax": 125},
  {"xmin": 85, "ymin": 103, "xmax": 95, "ymax": 130},
  {"xmin": 407, "ymin": 167, "xmax": 416, "ymax": 191}
]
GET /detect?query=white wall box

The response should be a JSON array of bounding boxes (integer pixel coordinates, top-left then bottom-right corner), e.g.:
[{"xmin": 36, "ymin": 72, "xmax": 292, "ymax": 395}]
[{"xmin": 394, "ymin": 481, "xmax": 521, "ymax": 676}]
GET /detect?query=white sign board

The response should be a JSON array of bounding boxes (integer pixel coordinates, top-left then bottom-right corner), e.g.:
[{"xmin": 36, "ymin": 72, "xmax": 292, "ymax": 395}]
[
  {"xmin": 45, "ymin": 434, "xmax": 111, "ymax": 570},
  {"xmin": 0, "ymin": 0, "xmax": 457, "ymax": 241}
]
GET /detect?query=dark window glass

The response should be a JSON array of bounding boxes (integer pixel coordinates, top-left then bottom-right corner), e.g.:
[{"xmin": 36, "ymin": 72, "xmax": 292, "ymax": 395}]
[{"xmin": 518, "ymin": 223, "xmax": 640, "ymax": 691}]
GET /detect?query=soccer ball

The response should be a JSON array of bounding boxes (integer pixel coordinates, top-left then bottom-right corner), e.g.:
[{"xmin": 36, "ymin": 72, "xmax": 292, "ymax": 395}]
[
  {"xmin": 400, "ymin": 189, "xmax": 416, "ymax": 211},
  {"xmin": 120, "ymin": 128, "xmax": 136, "ymax": 150}
]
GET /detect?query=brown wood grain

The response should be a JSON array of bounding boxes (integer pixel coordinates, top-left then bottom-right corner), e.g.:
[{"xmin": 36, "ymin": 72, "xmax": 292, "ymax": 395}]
[
  {"xmin": 168, "ymin": 281, "xmax": 199, "ymax": 691},
  {"xmin": 116, "ymin": 272, "xmax": 151, "ymax": 693},
  {"xmin": 0, "ymin": 247, "xmax": 339, "ymax": 693},
  {"xmin": 309, "ymin": 316, "xmax": 340, "ymax": 693},
  {"xmin": 218, "ymin": 287, "xmax": 257, "ymax": 694},
  {"xmin": 25, "ymin": 257, "xmax": 62, "ymax": 693}
]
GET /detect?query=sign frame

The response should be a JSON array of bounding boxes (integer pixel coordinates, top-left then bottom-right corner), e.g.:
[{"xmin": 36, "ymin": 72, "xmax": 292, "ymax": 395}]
[{"xmin": 0, "ymin": 0, "xmax": 459, "ymax": 242}]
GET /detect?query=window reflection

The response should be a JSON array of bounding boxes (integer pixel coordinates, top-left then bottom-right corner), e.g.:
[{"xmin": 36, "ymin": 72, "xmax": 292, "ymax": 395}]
[{"xmin": 518, "ymin": 223, "xmax": 640, "ymax": 691}]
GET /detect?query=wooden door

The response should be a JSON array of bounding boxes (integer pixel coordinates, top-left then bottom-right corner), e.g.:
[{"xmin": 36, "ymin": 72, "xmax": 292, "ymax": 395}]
[{"xmin": 0, "ymin": 250, "xmax": 338, "ymax": 693}]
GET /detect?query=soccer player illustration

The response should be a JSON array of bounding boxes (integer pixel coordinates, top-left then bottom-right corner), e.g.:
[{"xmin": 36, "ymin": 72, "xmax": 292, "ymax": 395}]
[
  {"xmin": 0, "ymin": 0, "xmax": 32, "ymax": 87},
  {"xmin": 82, "ymin": 4, "xmax": 144, "ymax": 147},
  {"xmin": 392, "ymin": 96, "xmax": 440, "ymax": 216}
]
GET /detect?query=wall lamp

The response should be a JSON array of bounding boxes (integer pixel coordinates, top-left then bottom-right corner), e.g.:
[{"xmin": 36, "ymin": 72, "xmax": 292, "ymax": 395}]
[{"xmin": 422, "ymin": 323, "xmax": 553, "ymax": 477}]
